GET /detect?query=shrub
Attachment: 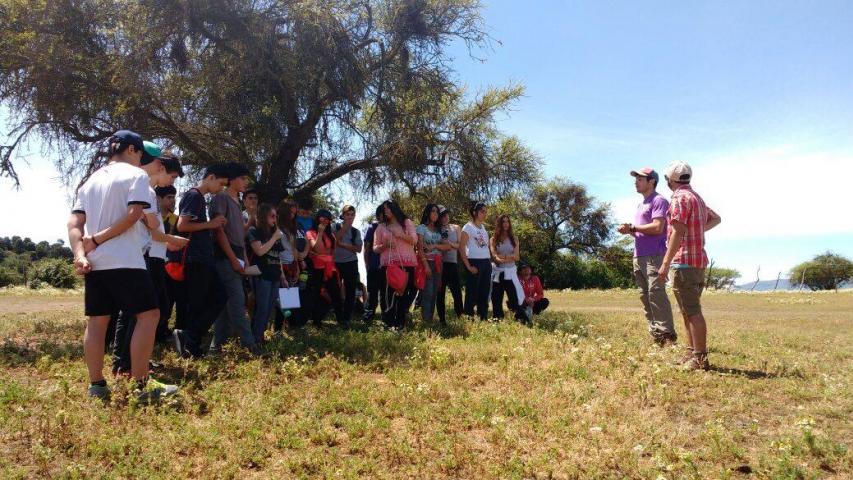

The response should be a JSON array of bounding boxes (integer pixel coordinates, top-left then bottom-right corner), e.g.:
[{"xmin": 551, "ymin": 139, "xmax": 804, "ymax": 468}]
[
  {"xmin": 28, "ymin": 259, "xmax": 78, "ymax": 289},
  {"xmin": 0, "ymin": 267, "xmax": 24, "ymax": 287}
]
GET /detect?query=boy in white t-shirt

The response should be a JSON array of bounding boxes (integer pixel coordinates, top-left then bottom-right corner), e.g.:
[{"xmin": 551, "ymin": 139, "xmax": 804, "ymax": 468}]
[
  {"xmin": 68, "ymin": 130, "xmax": 178, "ymax": 403},
  {"xmin": 110, "ymin": 144, "xmax": 188, "ymax": 375}
]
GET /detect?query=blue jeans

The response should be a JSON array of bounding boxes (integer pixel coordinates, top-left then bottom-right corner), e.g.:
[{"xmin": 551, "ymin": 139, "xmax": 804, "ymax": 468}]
[
  {"xmin": 252, "ymin": 277, "xmax": 278, "ymax": 342},
  {"xmin": 211, "ymin": 259, "xmax": 256, "ymax": 349},
  {"xmin": 420, "ymin": 260, "xmax": 442, "ymax": 322}
]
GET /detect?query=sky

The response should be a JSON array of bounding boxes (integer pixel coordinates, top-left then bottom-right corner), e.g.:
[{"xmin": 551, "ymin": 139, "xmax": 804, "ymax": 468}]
[{"xmin": 2, "ymin": 0, "xmax": 853, "ymax": 282}]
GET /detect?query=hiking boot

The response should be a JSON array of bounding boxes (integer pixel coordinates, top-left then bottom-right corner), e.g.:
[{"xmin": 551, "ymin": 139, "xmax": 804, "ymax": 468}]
[
  {"xmin": 87, "ymin": 383, "xmax": 110, "ymax": 401},
  {"xmin": 248, "ymin": 344, "xmax": 264, "ymax": 357},
  {"xmin": 683, "ymin": 351, "xmax": 710, "ymax": 371},
  {"xmin": 675, "ymin": 347, "xmax": 694, "ymax": 365},
  {"xmin": 133, "ymin": 378, "xmax": 179, "ymax": 405}
]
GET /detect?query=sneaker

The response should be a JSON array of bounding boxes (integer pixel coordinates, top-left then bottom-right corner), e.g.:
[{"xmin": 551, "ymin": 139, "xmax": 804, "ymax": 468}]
[
  {"xmin": 87, "ymin": 383, "xmax": 110, "ymax": 401},
  {"xmin": 683, "ymin": 351, "xmax": 710, "ymax": 371},
  {"xmin": 134, "ymin": 378, "xmax": 179, "ymax": 405}
]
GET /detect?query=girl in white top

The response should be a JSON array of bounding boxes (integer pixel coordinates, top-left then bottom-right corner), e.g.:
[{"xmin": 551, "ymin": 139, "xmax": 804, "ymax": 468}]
[{"xmin": 459, "ymin": 202, "xmax": 492, "ymax": 320}]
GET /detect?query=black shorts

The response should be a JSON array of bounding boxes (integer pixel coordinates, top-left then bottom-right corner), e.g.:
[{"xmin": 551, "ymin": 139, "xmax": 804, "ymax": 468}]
[{"xmin": 84, "ymin": 268, "xmax": 158, "ymax": 317}]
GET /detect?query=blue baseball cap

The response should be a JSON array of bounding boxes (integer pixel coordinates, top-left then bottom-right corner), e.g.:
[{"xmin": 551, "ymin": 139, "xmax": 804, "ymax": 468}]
[{"xmin": 109, "ymin": 130, "xmax": 145, "ymax": 153}]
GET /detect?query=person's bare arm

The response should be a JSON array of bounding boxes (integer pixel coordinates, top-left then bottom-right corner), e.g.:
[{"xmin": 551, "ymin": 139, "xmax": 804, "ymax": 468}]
[
  {"xmin": 82, "ymin": 204, "xmax": 146, "ymax": 253},
  {"xmin": 177, "ymin": 215, "xmax": 225, "ymax": 233},
  {"xmin": 657, "ymin": 221, "xmax": 686, "ymax": 283},
  {"xmin": 490, "ymin": 236, "xmax": 504, "ymax": 264},
  {"xmin": 145, "ymin": 213, "xmax": 188, "ymax": 248},
  {"xmin": 637, "ymin": 218, "xmax": 665, "ymax": 235},
  {"xmin": 618, "ymin": 217, "xmax": 665, "ymax": 236},
  {"xmin": 459, "ymin": 230, "xmax": 476, "ymax": 274},
  {"xmin": 251, "ymin": 230, "xmax": 282, "ymax": 257},
  {"xmin": 67, "ymin": 212, "xmax": 91, "ymax": 274},
  {"xmin": 214, "ymin": 223, "xmax": 243, "ymax": 272},
  {"xmin": 705, "ymin": 209, "xmax": 721, "ymax": 232},
  {"xmin": 417, "ymin": 232, "xmax": 432, "ymax": 276},
  {"xmin": 447, "ymin": 226, "xmax": 460, "ymax": 249}
]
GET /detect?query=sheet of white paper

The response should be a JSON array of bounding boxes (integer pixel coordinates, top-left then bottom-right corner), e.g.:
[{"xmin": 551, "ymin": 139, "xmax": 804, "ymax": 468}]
[{"xmin": 278, "ymin": 287, "xmax": 300, "ymax": 309}]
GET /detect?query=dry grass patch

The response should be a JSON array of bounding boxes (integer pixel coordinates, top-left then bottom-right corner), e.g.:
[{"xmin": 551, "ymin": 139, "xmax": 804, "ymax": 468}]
[{"xmin": 0, "ymin": 289, "xmax": 850, "ymax": 478}]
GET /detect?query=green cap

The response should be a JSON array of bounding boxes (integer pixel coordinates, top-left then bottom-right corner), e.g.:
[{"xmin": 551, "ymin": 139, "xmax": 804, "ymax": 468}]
[{"xmin": 141, "ymin": 141, "xmax": 162, "ymax": 165}]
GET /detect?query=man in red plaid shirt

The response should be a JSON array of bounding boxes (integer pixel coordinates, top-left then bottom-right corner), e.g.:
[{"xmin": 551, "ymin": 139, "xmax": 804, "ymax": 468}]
[{"xmin": 658, "ymin": 162, "xmax": 722, "ymax": 371}]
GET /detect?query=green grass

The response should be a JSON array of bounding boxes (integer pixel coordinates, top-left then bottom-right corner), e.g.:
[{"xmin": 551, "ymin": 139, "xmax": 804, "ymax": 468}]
[{"xmin": 0, "ymin": 288, "xmax": 850, "ymax": 479}]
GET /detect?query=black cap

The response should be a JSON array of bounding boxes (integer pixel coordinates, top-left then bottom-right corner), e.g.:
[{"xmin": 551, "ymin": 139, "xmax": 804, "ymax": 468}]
[{"xmin": 109, "ymin": 130, "xmax": 145, "ymax": 152}]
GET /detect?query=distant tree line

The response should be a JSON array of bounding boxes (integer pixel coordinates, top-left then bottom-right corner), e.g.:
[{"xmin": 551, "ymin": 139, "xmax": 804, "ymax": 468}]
[{"xmin": 0, "ymin": 236, "xmax": 77, "ymax": 288}]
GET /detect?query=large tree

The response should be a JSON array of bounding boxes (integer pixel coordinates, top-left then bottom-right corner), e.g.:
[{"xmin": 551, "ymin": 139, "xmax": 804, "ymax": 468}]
[
  {"xmin": 790, "ymin": 252, "xmax": 853, "ymax": 291},
  {"xmin": 0, "ymin": 0, "xmax": 538, "ymax": 201}
]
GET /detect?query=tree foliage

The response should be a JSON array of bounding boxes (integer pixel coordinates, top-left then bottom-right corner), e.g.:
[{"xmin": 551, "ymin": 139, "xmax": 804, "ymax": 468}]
[
  {"xmin": 0, "ymin": 0, "xmax": 539, "ymax": 202},
  {"xmin": 789, "ymin": 252, "xmax": 853, "ymax": 291},
  {"xmin": 388, "ymin": 176, "xmax": 625, "ymax": 289},
  {"xmin": 0, "ymin": 236, "xmax": 73, "ymax": 287},
  {"xmin": 704, "ymin": 262, "xmax": 741, "ymax": 290},
  {"xmin": 28, "ymin": 258, "xmax": 79, "ymax": 289}
]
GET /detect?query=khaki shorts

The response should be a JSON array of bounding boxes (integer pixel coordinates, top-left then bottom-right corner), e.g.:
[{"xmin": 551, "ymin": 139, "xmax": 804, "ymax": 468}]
[{"xmin": 671, "ymin": 267, "xmax": 705, "ymax": 316}]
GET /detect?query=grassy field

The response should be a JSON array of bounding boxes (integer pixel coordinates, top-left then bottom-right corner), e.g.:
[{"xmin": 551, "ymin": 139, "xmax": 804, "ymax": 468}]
[{"xmin": 0, "ymin": 287, "xmax": 850, "ymax": 479}]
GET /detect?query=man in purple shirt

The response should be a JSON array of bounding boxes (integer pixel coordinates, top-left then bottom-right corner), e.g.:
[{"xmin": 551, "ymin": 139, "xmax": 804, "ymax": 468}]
[{"xmin": 618, "ymin": 167, "xmax": 676, "ymax": 345}]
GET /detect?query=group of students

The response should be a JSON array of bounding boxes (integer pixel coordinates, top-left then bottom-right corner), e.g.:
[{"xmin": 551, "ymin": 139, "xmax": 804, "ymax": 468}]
[
  {"xmin": 361, "ymin": 201, "xmax": 550, "ymax": 329},
  {"xmin": 69, "ymin": 129, "xmax": 552, "ymax": 402}
]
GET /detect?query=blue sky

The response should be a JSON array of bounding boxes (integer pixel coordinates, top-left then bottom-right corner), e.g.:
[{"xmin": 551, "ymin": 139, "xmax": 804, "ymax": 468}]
[{"xmin": 2, "ymin": 0, "xmax": 852, "ymax": 281}]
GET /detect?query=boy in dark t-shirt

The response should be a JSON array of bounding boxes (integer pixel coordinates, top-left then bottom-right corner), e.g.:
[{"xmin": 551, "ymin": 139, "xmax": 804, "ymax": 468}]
[{"xmin": 171, "ymin": 164, "xmax": 230, "ymax": 358}]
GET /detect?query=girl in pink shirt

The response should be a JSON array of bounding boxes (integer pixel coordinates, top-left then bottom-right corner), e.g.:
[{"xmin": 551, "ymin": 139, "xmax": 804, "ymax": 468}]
[{"xmin": 372, "ymin": 200, "xmax": 417, "ymax": 328}]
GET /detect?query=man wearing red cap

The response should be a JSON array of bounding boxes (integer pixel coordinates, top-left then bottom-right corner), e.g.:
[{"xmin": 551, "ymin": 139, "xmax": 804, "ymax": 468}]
[
  {"xmin": 658, "ymin": 162, "xmax": 721, "ymax": 371},
  {"xmin": 619, "ymin": 167, "xmax": 677, "ymax": 346}
]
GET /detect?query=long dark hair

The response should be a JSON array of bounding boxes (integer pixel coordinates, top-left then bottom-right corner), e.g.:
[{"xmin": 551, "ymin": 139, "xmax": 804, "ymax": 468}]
[
  {"xmin": 277, "ymin": 198, "xmax": 298, "ymax": 238},
  {"xmin": 469, "ymin": 201, "xmax": 487, "ymax": 219},
  {"xmin": 255, "ymin": 203, "xmax": 277, "ymax": 242},
  {"xmin": 380, "ymin": 200, "xmax": 408, "ymax": 226},
  {"xmin": 312, "ymin": 210, "xmax": 336, "ymax": 248},
  {"xmin": 494, "ymin": 214, "xmax": 516, "ymax": 247},
  {"xmin": 419, "ymin": 203, "xmax": 440, "ymax": 230}
]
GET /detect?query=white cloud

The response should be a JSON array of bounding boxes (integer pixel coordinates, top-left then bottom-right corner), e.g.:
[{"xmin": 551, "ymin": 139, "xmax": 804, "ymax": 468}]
[
  {"xmin": 612, "ymin": 145, "xmax": 853, "ymax": 240},
  {"xmin": 610, "ymin": 145, "xmax": 853, "ymax": 279},
  {"xmin": 1, "ymin": 163, "xmax": 72, "ymax": 243}
]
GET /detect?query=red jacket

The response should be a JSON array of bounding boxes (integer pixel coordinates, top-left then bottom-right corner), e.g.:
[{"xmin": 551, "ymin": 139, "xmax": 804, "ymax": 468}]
[{"xmin": 521, "ymin": 275, "xmax": 544, "ymax": 302}]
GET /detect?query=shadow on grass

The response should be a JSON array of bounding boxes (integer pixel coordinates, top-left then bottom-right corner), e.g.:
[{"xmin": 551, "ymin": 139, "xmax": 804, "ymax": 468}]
[
  {"xmin": 263, "ymin": 314, "xmax": 471, "ymax": 366},
  {"xmin": 0, "ymin": 338, "xmax": 82, "ymax": 366},
  {"xmin": 708, "ymin": 365, "xmax": 800, "ymax": 380}
]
